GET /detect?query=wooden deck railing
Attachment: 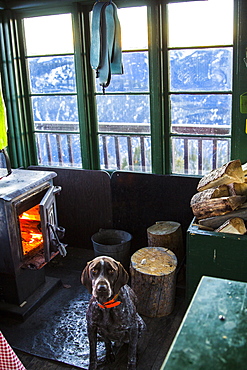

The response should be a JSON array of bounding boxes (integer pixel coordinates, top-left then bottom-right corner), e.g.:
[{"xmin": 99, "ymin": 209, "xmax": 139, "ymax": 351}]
[{"xmin": 34, "ymin": 122, "xmax": 230, "ymax": 174}]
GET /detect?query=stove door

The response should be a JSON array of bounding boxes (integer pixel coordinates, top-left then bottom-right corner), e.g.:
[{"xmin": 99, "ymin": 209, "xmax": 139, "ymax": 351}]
[{"xmin": 40, "ymin": 185, "xmax": 61, "ymax": 261}]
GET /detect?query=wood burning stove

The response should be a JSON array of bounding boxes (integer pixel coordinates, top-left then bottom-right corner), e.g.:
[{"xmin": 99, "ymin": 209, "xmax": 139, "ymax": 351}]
[{"xmin": 0, "ymin": 168, "xmax": 67, "ymax": 308}]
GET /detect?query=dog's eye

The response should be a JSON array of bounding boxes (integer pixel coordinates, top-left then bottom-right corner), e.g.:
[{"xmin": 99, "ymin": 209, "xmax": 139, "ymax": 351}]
[
  {"xmin": 91, "ymin": 269, "xmax": 98, "ymax": 275},
  {"xmin": 108, "ymin": 269, "xmax": 114, "ymax": 275}
]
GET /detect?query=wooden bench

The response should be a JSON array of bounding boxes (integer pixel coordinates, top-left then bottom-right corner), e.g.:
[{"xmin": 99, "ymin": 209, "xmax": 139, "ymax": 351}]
[{"xmin": 161, "ymin": 276, "xmax": 247, "ymax": 369}]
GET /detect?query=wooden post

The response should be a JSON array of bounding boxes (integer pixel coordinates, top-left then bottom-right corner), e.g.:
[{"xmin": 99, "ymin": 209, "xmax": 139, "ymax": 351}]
[
  {"xmin": 147, "ymin": 221, "xmax": 184, "ymax": 264},
  {"xmin": 130, "ymin": 247, "xmax": 177, "ymax": 317}
]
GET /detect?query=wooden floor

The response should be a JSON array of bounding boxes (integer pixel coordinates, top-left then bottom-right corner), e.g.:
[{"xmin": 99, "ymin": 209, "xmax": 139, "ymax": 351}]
[
  {"xmin": 9, "ymin": 248, "xmax": 188, "ymax": 370},
  {"xmin": 14, "ymin": 288, "xmax": 187, "ymax": 370},
  {"xmin": 14, "ymin": 350, "xmax": 81, "ymax": 370}
]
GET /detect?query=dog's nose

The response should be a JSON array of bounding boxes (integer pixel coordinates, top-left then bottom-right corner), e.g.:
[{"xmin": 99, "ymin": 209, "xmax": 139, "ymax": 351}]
[{"xmin": 97, "ymin": 283, "xmax": 108, "ymax": 292}]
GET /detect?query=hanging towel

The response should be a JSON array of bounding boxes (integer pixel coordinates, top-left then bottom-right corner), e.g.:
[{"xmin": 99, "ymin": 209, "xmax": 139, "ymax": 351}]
[{"xmin": 90, "ymin": 1, "xmax": 123, "ymax": 92}]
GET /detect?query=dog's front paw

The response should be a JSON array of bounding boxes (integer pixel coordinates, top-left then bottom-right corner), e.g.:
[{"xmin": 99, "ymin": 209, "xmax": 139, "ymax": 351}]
[{"xmin": 88, "ymin": 362, "xmax": 97, "ymax": 370}]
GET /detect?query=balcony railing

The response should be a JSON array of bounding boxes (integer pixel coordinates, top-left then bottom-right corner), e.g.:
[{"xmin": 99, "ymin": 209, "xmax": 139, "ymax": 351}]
[{"xmin": 34, "ymin": 121, "xmax": 230, "ymax": 175}]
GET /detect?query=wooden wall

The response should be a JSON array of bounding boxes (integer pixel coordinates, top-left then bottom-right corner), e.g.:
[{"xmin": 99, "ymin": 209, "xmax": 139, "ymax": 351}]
[
  {"xmin": 29, "ymin": 167, "xmax": 199, "ymax": 254},
  {"xmin": 29, "ymin": 167, "xmax": 113, "ymax": 249},
  {"xmin": 111, "ymin": 172, "xmax": 199, "ymax": 254}
]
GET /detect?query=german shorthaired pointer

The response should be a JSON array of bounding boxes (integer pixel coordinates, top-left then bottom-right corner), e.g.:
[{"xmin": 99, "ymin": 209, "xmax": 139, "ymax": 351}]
[{"xmin": 81, "ymin": 256, "xmax": 146, "ymax": 370}]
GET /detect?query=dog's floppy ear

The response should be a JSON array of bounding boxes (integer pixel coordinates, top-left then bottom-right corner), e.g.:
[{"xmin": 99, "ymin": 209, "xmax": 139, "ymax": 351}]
[
  {"xmin": 81, "ymin": 261, "xmax": 92, "ymax": 294},
  {"xmin": 113, "ymin": 262, "xmax": 129, "ymax": 294}
]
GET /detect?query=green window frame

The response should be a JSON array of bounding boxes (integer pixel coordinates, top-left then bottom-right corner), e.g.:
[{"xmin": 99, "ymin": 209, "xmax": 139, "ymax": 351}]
[{"xmin": 0, "ymin": 0, "xmax": 247, "ymax": 176}]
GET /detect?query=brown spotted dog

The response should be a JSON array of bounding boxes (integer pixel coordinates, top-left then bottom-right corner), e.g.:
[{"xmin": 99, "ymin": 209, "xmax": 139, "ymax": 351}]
[{"xmin": 81, "ymin": 256, "xmax": 146, "ymax": 370}]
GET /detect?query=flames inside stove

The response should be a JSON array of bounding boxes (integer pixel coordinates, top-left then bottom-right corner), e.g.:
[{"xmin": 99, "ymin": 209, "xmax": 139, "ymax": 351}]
[{"xmin": 19, "ymin": 205, "xmax": 43, "ymax": 257}]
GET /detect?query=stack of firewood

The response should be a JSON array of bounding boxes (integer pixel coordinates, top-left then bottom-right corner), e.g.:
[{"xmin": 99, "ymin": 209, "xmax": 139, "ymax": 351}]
[{"xmin": 191, "ymin": 159, "xmax": 247, "ymax": 234}]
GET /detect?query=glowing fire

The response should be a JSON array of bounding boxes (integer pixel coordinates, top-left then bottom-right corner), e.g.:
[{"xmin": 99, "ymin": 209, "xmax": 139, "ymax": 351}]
[{"xmin": 19, "ymin": 205, "xmax": 43, "ymax": 256}]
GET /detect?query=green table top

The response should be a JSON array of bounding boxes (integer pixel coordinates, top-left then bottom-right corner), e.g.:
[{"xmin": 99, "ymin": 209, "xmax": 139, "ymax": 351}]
[{"xmin": 161, "ymin": 276, "xmax": 247, "ymax": 369}]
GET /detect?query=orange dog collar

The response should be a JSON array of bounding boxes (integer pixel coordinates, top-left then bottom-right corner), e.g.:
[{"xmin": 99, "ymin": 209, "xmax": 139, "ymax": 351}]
[{"xmin": 97, "ymin": 293, "xmax": 121, "ymax": 309}]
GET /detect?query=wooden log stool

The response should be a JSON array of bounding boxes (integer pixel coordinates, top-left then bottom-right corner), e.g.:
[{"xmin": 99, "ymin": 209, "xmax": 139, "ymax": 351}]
[
  {"xmin": 147, "ymin": 221, "xmax": 184, "ymax": 264},
  {"xmin": 130, "ymin": 247, "xmax": 177, "ymax": 317}
]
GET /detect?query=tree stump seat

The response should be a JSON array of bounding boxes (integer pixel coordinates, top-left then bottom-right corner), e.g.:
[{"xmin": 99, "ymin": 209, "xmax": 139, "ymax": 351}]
[
  {"xmin": 147, "ymin": 221, "xmax": 184, "ymax": 264},
  {"xmin": 130, "ymin": 246, "xmax": 177, "ymax": 317}
]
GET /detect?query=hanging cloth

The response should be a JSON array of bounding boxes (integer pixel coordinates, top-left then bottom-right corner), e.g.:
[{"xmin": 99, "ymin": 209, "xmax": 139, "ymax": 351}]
[{"xmin": 90, "ymin": 0, "xmax": 123, "ymax": 92}]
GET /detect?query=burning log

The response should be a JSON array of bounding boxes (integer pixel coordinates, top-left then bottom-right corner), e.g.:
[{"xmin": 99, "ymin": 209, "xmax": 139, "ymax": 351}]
[{"xmin": 19, "ymin": 206, "xmax": 43, "ymax": 256}]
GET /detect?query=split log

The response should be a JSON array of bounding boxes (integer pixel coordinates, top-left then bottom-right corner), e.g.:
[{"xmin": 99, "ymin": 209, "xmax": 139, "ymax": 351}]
[
  {"xmin": 190, "ymin": 185, "xmax": 229, "ymax": 206},
  {"xmin": 242, "ymin": 162, "xmax": 247, "ymax": 175},
  {"xmin": 192, "ymin": 223, "xmax": 214, "ymax": 231},
  {"xmin": 197, "ymin": 159, "xmax": 245, "ymax": 192},
  {"xmin": 191, "ymin": 195, "xmax": 246, "ymax": 220},
  {"xmin": 198, "ymin": 202, "xmax": 247, "ymax": 229},
  {"xmin": 215, "ymin": 217, "xmax": 247, "ymax": 234},
  {"xmin": 130, "ymin": 247, "xmax": 177, "ymax": 317},
  {"xmin": 191, "ymin": 182, "xmax": 247, "ymax": 207},
  {"xmin": 230, "ymin": 182, "xmax": 247, "ymax": 196},
  {"xmin": 147, "ymin": 221, "xmax": 183, "ymax": 264}
]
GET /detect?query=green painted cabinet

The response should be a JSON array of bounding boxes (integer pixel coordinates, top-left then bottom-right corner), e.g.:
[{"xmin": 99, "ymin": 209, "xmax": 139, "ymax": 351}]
[{"xmin": 186, "ymin": 219, "xmax": 247, "ymax": 301}]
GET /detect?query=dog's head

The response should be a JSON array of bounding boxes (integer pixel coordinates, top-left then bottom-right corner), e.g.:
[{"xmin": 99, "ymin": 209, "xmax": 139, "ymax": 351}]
[{"xmin": 81, "ymin": 256, "xmax": 129, "ymax": 302}]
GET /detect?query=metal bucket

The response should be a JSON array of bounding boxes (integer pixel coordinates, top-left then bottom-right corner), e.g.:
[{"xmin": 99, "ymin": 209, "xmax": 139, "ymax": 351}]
[{"xmin": 91, "ymin": 229, "xmax": 132, "ymax": 270}]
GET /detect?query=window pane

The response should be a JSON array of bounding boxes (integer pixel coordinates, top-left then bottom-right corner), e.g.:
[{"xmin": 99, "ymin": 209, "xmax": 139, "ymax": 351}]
[
  {"xmin": 216, "ymin": 140, "xmax": 230, "ymax": 167},
  {"xmin": 24, "ymin": 13, "xmax": 82, "ymax": 169},
  {"xmin": 170, "ymin": 94, "xmax": 231, "ymax": 135},
  {"xmin": 188, "ymin": 139, "xmax": 198, "ymax": 175},
  {"xmin": 168, "ymin": 0, "xmax": 233, "ymax": 176},
  {"xmin": 99, "ymin": 135, "xmax": 151, "ymax": 172},
  {"xmin": 28, "ymin": 56, "xmax": 76, "ymax": 94},
  {"xmin": 169, "ymin": 48, "xmax": 233, "ymax": 92},
  {"xmin": 95, "ymin": 52, "xmax": 149, "ymax": 93},
  {"xmin": 94, "ymin": 6, "xmax": 150, "ymax": 173},
  {"xmin": 96, "ymin": 95, "xmax": 150, "ymax": 131},
  {"xmin": 172, "ymin": 137, "xmax": 185, "ymax": 174},
  {"xmin": 24, "ymin": 14, "xmax": 74, "ymax": 55},
  {"xmin": 32, "ymin": 96, "xmax": 79, "ymax": 129},
  {"xmin": 118, "ymin": 7, "xmax": 148, "ymax": 50},
  {"xmin": 35, "ymin": 133, "xmax": 82, "ymax": 167},
  {"xmin": 168, "ymin": 0, "xmax": 234, "ymax": 48},
  {"xmin": 202, "ymin": 139, "xmax": 214, "ymax": 174},
  {"xmin": 172, "ymin": 137, "xmax": 230, "ymax": 175}
]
